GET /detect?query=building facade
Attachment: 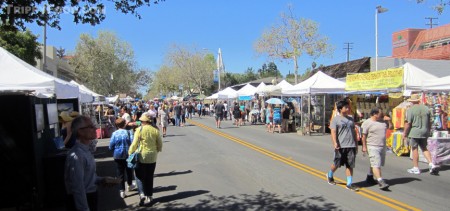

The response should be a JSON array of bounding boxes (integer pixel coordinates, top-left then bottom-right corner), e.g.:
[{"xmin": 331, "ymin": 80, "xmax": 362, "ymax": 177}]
[
  {"xmin": 35, "ymin": 46, "xmax": 77, "ymax": 82},
  {"xmin": 392, "ymin": 23, "xmax": 450, "ymax": 60}
]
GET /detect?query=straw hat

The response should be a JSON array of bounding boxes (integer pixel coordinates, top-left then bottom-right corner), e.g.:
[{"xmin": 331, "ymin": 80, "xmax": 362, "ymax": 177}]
[
  {"xmin": 407, "ymin": 94, "xmax": 420, "ymax": 102},
  {"xmin": 59, "ymin": 111, "xmax": 73, "ymax": 122},
  {"xmin": 69, "ymin": 111, "xmax": 80, "ymax": 117},
  {"xmin": 139, "ymin": 112, "xmax": 152, "ymax": 122}
]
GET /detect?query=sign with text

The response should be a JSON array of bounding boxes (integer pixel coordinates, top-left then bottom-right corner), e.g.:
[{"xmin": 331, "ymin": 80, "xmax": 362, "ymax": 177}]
[{"xmin": 345, "ymin": 68, "xmax": 404, "ymax": 91}]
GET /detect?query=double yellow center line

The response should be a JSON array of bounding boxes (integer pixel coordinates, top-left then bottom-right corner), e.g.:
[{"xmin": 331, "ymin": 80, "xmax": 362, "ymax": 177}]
[{"xmin": 188, "ymin": 119, "xmax": 421, "ymax": 211}]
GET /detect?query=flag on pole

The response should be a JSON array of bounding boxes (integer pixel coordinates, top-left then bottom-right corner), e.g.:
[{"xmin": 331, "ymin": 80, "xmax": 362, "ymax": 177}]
[{"xmin": 217, "ymin": 48, "xmax": 224, "ymax": 73}]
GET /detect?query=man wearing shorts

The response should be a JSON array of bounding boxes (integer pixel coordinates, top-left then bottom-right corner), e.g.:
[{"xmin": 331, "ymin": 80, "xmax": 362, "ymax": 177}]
[
  {"xmin": 326, "ymin": 100, "xmax": 359, "ymax": 191},
  {"xmin": 361, "ymin": 107, "xmax": 392, "ymax": 190},
  {"xmin": 403, "ymin": 94, "xmax": 439, "ymax": 175},
  {"xmin": 214, "ymin": 101, "xmax": 225, "ymax": 128}
]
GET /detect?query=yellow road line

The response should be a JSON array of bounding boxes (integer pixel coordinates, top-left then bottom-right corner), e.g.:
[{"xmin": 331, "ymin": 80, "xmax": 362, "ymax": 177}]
[{"xmin": 188, "ymin": 119, "xmax": 421, "ymax": 211}]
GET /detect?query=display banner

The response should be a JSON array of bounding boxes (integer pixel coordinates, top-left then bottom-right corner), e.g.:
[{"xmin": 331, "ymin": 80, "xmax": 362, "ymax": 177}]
[
  {"xmin": 213, "ymin": 70, "xmax": 219, "ymax": 83},
  {"xmin": 345, "ymin": 68, "xmax": 404, "ymax": 91}
]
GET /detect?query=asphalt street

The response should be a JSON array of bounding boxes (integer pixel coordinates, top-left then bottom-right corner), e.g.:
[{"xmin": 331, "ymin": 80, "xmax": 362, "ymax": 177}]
[{"xmin": 94, "ymin": 115, "xmax": 450, "ymax": 210}]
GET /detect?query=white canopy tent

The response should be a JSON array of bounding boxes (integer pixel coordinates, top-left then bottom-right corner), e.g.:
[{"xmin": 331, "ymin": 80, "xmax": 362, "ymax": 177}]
[
  {"xmin": 282, "ymin": 71, "xmax": 346, "ymax": 95},
  {"xmin": 403, "ymin": 62, "xmax": 438, "ymax": 91},
  {"xmin": 0, "ymin": 46, "xmax": 79, "ymax": 99},
  {"xmin": 255, "ymin": 82, "xmax": 267, "ymax": 94},
  {"xmin": 237, "ymin": 83, "xmax": 256, "ymax": 96},
  {"xmin": 205, "ymin": 93, "xmax": 219, "ymax": 100},
  {"xmin": 420, "ymin": 75, "xmax": 450, "ymax": 91},
  {"xmin": 106, "ymin": 95, "xmax": 119, "ymax": 103},
  {"xmin": 218, "ymin": 87, "xmax": 238, "ymax": 99}
]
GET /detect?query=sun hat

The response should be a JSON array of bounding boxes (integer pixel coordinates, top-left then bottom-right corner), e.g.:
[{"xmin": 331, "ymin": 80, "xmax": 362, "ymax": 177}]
[
  {"xmin": 139, "ymin": 112, "xmax": 152, "ymax": 122},
  {"xmin": 59, "ymin": 111, "xmax": 73, "ymax": 122},
  {"xmin": 407, "ymin": 94, "xmax": 420, "ymax": 102},
  {"xmin": 69, "ymin": 111, "xmax": 80, "ymax": 117}
]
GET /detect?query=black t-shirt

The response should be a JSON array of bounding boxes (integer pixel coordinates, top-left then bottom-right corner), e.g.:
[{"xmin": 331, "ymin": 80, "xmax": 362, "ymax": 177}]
[
  {"xmin": 173, "ymin": 105, "xmax": 182, "ymax": 115},
  {"xmin": 215, "ymin": 104, "xmax": 225, "ymax": 114},
  {"xmin": 283, "ymin": 108, "xmax": 290, "ymax": 119},
  {"xmin": 135, "ymin": 109, "xmax": 143, "ymax": 120}
]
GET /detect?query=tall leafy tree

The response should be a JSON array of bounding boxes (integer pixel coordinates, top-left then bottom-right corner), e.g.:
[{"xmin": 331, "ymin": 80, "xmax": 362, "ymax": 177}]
[
  {"xmin": 0, "ymin": 0, "xmax": 165, "ymax": 30},
  {"xmin": 416, "ymin": 0, "xmax": 449, "ymax": 14},
  {"xmin": 166, "ymin": 45, "xmax": 215, "ymax": 95},
  {"xmin": 255, "ymin": 5, "xmax": 333, "ymax": 84},
  {"xmin": 70, "ymin": 30, "xmax": 150, "ymax": 95},
  {"xmin": 258, "ymin": 62, "xmax": 282, "ymax": 78},
  {"xmin": 0, "ymin": 29, "xmax": 41, "ymax": 66}
]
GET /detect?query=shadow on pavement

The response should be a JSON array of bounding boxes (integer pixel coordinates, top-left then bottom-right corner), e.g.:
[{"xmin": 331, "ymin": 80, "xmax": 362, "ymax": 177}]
[
  {"xmin": 155, "ymin": 170, "xmax": 193, "ymax": 178},
  {"xmin": 154, "ymin": 185, "xmax": 178, "ymax": 193},
  {"xmin": 385, "ymin": 177, "xmax": 422, "ymax": 186},
  {"xmin": 164, "ymin": 134, "xmax": 186, "ymax": 138},
  {"xmin": 148, "ymin": 190, "xmax": 339, "ymax": 210}
]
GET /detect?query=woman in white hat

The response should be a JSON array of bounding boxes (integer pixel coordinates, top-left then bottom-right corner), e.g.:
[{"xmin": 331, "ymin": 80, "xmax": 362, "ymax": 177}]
[{"xmin": 128, "ymin": 112, "xmax": 163, "ymax": 206}]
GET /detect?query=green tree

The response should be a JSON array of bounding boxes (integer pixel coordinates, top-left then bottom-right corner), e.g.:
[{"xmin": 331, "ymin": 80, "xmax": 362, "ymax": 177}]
[
  {"xmin": 255, "ymin": 5, "xmax": 333, "ymax": 84},
  {"xmin": 242, "ymin": 67, "xmax": 258, "ymax": 82},
  {"xmin": 0, "ymin": 0, "xmax": 165, "ymax": 30},
  {"xmin": 258, "ymin": 62, "xmax": 282, "ymax": 78},
  {"xmin": 70, "ymin": 31, "xmax": 149, "ymax": 95},
  {"xmin": 0, "ymin": 29, "xmax": 41, "ymax": 66}
]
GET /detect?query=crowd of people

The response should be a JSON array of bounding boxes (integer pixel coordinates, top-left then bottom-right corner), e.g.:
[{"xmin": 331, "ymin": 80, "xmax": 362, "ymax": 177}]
[{"xmin": 63, "ymin": 95, "xmax": 441, "ymax": 210}]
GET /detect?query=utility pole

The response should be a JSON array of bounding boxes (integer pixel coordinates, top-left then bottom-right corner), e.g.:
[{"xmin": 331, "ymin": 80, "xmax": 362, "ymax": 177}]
[
  {"xmin": 425, "ymin": 17, "xmax": 438, "ymax": 29},
  {"xmin": 343, "ymin": 42, "xmax": 353, "ymax": 62}
]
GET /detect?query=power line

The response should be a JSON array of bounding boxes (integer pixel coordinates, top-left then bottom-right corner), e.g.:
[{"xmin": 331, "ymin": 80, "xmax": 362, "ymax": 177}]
[
  {"xmin": 343, "ymin": 42, "xmax": 353, "ymax": 62},
  {"xmin": 425, "ymin": 17, "xmax": 438, "ymax": 28}
]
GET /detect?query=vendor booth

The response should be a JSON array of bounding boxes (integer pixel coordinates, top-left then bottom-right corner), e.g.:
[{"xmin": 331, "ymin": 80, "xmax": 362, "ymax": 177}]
[
  {"xmin": 0, "ymin": 47, "xmax": 83, "ymax": 209},
  {"xmin": 283, "ymin": 71, "xmax": 346, "ymax": 135}
]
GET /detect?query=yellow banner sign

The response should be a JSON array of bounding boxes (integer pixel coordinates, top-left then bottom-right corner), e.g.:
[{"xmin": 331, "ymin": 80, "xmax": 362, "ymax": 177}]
[{"xmin": 345, "ymin": 68, "xmax": 404, "ymax": 91}]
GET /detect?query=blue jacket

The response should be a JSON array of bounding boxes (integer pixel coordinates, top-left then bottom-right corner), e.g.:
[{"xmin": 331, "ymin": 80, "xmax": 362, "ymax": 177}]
[{"xmin": 109, "ymin": 129, "xmax": 133, "ymax": 159}]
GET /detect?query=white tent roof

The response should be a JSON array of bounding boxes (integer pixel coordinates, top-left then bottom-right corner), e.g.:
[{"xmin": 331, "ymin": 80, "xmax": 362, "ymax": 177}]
[
  {"xmin": 70, "ymin": 81, "xmax": 94, "ymax": 103},
  {"xmin": 282, "ymin": 71, "xmax": 346, "ymax": 95},
  {"xmin": 218, "ymin": 87, "xmax": 238, "ymax": 99},
  {"xmin": 106, "ymin": 95, "xmax": 119, "ymax": 103},
  {"xmin": 205, "ymin": 93, "xmax": 219, "ymax": 100},
  {"xmin": 0, "ymin": 46, "xmax": 79, "ymax": 99},
  {"xmin": 403, "ymin": 62, "xmax": 438, "ymax": 91},
  {"xmin": 237, "ymin": 83, "xmax": 256, "ymax": 96},
  {"xmin": 276, "ymin": 80, "xmax": 293, "ymax": 90},
  {"xmin": 255, "ymin": 82, "xmax": 266, "ymax": 94},
  {"xmin": 421, "ymin": 75, "xmax": 450, "ymax": 91}
]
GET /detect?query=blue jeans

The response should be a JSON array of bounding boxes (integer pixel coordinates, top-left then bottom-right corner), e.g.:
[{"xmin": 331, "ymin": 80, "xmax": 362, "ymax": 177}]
[
  {"xmin": 135, "ymin": 162, "xmax": 156, "ymax": 197},
  {"xmin": 175, "ymin": 114, "xmax": 181, "ymax": 126}
]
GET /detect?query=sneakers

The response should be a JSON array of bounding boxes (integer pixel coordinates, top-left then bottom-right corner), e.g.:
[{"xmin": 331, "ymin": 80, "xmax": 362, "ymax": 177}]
[
  {"xmin": 346, "ymin": 184, "xmax": 360, "ymax": 191},
  {"xmin": 120, "ymin": 190, "xmax": 126, "ymax": 199},
  {"xmin": 429, "ymin": 164, "xmax": 440, "ymax": 175},
  {"xmin": 145, "ymin": 196, "xmax": 153, "ymax": 204},
  {"xmin": 365, "ymin": 175, "xmax": 377, "ymax": 185},
  {"xmin": 139, "ymin": 194, "xmax": 146, "ymax": 206},
  {"xmin": 127, "ymin": 184, "xmax": 136, "ymax": 192},
  {"xmin": 326, "ymin": 173, "xmax": 336, "ymax": 185},
  {"xmin": 407, "ymin": 167, "xmax": 421, "ymax": 174},
  {"xmin": 378, "ymin": 179, "xmax": 390, "ymax": 190}
]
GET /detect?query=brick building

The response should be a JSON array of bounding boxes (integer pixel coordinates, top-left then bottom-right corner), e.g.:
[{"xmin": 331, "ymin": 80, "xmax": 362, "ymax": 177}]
[{"xmin": 392, "ymin": 23, "xmax": 450, "ymax": 60}]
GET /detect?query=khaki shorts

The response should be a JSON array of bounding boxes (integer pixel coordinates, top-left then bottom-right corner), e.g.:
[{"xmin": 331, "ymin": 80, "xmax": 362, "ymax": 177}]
[{"xmin": 368, "ymin": 145, "xmax": 386, "ymax": 168}]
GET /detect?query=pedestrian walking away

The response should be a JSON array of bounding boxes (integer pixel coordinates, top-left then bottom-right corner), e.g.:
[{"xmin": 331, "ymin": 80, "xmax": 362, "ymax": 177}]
[
  {"xmin": 109, "ymin": 118, "xmax": 136, "ymax": 198},
  {"xmin": 128, "ymin": 113, "xmax": 163, "ymax": 206},
  {"xmin": 326, "ymin": 100, "xmax": 359, "ymax": 191},
  {"xmin": 403, "ymin": 94, "xmax": 439, "ymax": 175},
  {"xmin": 361, "ymin": 107, "xmax": 393, "ymax": 190}
]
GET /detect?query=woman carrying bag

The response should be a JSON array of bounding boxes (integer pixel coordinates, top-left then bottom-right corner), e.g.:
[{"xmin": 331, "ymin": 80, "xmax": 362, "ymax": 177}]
[{"xmin": 128, "ymin": 112, "xmax": 163, "ymax": 206}]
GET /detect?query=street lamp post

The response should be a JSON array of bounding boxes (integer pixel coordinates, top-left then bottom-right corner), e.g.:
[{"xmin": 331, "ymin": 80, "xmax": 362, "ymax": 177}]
[{"xmin": 375, "ymin": 5, "xmax": 388, "ymax": 71}]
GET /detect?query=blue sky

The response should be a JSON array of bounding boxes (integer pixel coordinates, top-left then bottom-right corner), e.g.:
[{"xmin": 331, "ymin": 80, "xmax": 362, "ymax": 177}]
[{"xmin": 26, "ymin": 0, "xmax": 450, "ymax": 77}]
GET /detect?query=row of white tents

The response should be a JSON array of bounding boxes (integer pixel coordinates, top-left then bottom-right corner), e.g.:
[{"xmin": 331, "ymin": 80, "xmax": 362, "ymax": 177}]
[
  {"xmin": 205, "ymin": 62, "xmax": 450, "ymax": 100},
  {"xmin": 0, "ymin": 46, "xmax": 104, "ymax": 103}
]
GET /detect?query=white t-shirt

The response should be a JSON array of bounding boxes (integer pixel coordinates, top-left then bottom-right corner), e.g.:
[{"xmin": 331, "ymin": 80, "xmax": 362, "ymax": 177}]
[{"xmin": 122, "ymin": 113, "xmax": 131, "ymax": 123}]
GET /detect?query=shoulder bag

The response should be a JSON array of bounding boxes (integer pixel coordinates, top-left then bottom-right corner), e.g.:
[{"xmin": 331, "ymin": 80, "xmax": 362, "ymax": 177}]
[{"xmin": 127, "ymin": 126, "xmax": 143, "ymax": 169}]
